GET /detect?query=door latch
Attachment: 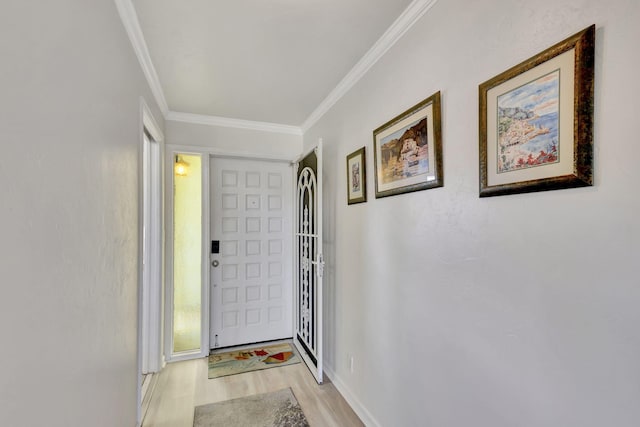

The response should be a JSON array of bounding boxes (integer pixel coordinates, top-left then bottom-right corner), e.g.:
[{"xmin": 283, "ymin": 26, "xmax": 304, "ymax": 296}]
[{"xmin": 317, "ymin": 253, "xmax": 325, "ymax": 278}]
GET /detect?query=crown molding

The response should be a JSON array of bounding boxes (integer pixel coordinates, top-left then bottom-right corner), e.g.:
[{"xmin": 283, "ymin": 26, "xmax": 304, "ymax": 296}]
[
  {"xmin": 115, "ymin": 0, "xmax": 169, "ymax": 116},
  {"xmin": 117, "ymin": 0, "xmax": 438, "ymax": 136},
  {"xmin": 166, "ymin": 111, "xmax": 303, "ymax": 136},
  {"xmin": 300, "ymin": 0, "xmax": 439, "ymax": 133}
]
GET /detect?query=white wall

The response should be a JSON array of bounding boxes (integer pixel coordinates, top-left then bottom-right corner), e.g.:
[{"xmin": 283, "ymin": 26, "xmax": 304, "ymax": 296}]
[
  {"xmin": 166, "ymin": 120, "xmax": 302, "ymax": 160},
  {"xmin": 0, "ymin": 1, "xmax": 164, "ymax": 426},
  {"xmin": 304, "ymin": 0, "xmax": 640, "ymax": 426}
]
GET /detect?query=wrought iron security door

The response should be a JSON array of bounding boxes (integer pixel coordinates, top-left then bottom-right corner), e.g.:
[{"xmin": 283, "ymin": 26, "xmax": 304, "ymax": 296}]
[{"xmin": 294, "ymin": 142, "xmax": 323, "ymax": 384}]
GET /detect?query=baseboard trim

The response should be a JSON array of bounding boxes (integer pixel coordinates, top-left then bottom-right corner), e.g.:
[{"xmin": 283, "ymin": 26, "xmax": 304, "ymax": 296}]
[
  {"xmin": 140, "ymin": 370, "xmax": 163, "ymax": 426},
  {"xmin": 323, "ymin": 364, "xmax": 381, "ymax": 427}
]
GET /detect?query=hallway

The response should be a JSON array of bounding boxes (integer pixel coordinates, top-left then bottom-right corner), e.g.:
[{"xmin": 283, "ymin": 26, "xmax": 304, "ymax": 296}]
[{"xmin": 142, "ymin": 358, "xmax": 363, "ymax": 426}]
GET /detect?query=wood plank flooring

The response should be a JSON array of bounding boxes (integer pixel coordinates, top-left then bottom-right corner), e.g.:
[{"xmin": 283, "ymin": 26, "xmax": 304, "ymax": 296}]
[{"xmin": 142, "ymin": 357, "xmax": 363, "ymax": 427}]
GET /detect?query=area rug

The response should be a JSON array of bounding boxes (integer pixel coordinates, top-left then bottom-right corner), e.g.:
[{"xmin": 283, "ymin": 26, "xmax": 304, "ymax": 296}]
[
  {"xmin": 208, "ymin": 342, "xmax": 300, "ymax": 379},
  {"xmin": 193, "ymin": 388, "xmax": 309, "ymax": 427}
]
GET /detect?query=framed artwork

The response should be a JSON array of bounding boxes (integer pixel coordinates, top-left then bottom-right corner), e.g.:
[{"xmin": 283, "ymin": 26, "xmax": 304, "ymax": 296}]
[
  {"xmin": 346, "ymin": 147, "xmax": 367, "ymax": 204},
  {"xmin": 373, "ymin": 91, "xmax": 443, "ymax": 198},
  {"xmin": 479, "ymin": 25, "xmax": 595, "ymax": 197}
]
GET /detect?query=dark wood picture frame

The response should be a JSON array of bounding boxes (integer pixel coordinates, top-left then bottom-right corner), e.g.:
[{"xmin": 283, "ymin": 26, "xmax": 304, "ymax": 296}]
[
  {"xmin": 373, "ymin": 91, "xmax": 443, "ymax": 198},
  {"xmin": 346, "ymin": 147, "xmax": 367, "ymax": 205},
  {"xmin": 479, "ymin": 25, "xmax": 595, "ymax": 197}
]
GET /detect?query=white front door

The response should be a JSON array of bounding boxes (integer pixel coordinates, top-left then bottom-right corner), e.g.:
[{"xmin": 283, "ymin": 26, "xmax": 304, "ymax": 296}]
[{"xmin": 210, "ymin": 157, "xmax": 293, "ymax": 349}]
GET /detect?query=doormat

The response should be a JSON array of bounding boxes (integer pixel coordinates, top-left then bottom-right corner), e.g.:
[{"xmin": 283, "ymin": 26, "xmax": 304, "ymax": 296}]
[
  {"xmin": 208, "ymin": 343, "xmax": 300, "ymax": 379},
  {"xmin": 194, "ymin": 388, "xmax": 309, "ymax": 427}
]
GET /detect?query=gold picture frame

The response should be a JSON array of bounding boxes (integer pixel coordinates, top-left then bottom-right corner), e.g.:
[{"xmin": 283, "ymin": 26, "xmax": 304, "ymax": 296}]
[
  {"xmin": 479, "ymin": 25, "xmax": 595, "ymax": 197},
  {"xmin": 373, "ymin": 91, "xmax": 443, "ymax": 198},
  {"xmin": 346, "ymin": 147, "xmax": 367, "ymax": 205}
]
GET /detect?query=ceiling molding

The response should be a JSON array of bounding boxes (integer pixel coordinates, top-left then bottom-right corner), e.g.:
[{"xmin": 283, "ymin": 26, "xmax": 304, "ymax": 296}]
[
  {"xmin": 115, "ymin": 0, "xmax": 169, "ymax": 116},
  {"xmin": 166, "ymin": 111, "xmax": 303, "ymax": 136},
  {"xmin": 117, "ymin": 0, "xmax": 438, "ymax": 136},
  {"xmin": 300, "ymin": 0, "xmax": 439, "ymax": 133}
]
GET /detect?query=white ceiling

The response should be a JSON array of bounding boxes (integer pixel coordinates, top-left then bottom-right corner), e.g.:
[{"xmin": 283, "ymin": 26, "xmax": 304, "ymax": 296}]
[{"xmin": 133, "ymin": 0, "xmax": 416, "ymax": 127}]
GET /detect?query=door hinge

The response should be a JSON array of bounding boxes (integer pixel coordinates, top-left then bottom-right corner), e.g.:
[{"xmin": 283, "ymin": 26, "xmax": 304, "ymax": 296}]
[{"xmin": 214, "ymin": 334, "xmax": 219, "ymax": 348}]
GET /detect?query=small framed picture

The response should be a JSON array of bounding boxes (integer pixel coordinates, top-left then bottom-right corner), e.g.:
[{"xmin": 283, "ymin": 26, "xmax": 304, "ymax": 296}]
[
  {"xmin": 479, "ymin": 25, "xmax": 595, "ymax": 197},
  {"xmin": 346, "ymin": 147, "xmax": 367, "ymax": 205},
  {"xmin": 373, "ymin": 91, "xmax": 443, "ymax": 198}
]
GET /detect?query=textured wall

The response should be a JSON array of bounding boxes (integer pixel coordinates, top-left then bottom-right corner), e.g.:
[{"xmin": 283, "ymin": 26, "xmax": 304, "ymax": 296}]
[
  {"xmin": 0, "ymin": 1, "xmax": 164, "ymax": 425},
  {"xmin": 304, "ymin": 0, "xmax": 640, "ymax": 426}
]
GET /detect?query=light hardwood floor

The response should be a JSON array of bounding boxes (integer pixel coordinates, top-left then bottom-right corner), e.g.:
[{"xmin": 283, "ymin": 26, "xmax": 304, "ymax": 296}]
[{"xmin": 142, "ymin": 357, "xmax": 364, "ymax": 427}]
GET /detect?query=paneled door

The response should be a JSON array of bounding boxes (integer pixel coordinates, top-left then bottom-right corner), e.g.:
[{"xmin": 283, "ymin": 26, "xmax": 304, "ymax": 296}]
[
  {"xmin": 210, "ymin": 157, "xmax": 293, "ymax": 349},
  {"xmin": 294, "ymin": 142, "xmax": 323, "ymax": 384}
]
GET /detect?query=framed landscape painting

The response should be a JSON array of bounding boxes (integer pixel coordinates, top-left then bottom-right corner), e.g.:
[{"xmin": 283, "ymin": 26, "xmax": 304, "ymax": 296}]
[
  {"xmin": 373, "ymin": 91, "xmax": 443, "ymax": 198},
  {"xmin": 479, "ymin": 25, "xmax": 595, "ymax": 197},
  {"xmin": 346, "ymin": 147, "xmax": 367, "ymax": 204}
]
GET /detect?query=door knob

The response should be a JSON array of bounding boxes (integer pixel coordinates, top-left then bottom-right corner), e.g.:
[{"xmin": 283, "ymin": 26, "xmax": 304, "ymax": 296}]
[{"xmin": 212, "ymin": 260, "xmax": 219, "ymax": 267}]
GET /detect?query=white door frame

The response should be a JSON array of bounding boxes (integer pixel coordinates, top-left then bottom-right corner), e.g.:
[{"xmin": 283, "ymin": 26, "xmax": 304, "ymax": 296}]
[
  {"xmin": 141, "ymin": 133, "xmax": 163, "ymax": 373},
  {"xmin": 137, "ymin": 98, "xmax": 164, "ymax": 426},
  {"xmin": 164, "ymin": 144, "xmax": 297, "ymax": 363}
]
